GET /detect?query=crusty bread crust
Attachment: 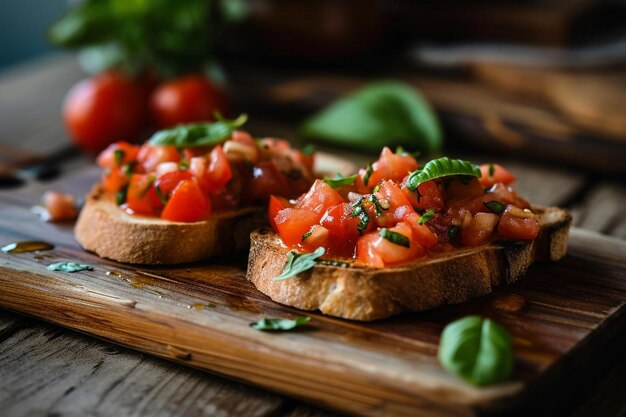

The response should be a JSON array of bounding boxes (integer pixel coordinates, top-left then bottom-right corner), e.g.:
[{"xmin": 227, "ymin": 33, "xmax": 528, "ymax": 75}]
[
  {"xmin": 247, "ymin": 206, "xmax": 572, "ymax": 321},
  {"xmin": 75, "ymin": 186, "xmax": 266, "ymax": 264}
]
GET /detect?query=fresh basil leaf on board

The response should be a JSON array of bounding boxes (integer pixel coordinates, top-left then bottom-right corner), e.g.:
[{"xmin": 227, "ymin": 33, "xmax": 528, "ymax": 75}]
[
  {"xmin": 250, "ymin": 316, "xmax": 311, "ymax": 331},
  {"xmin": 149, "ymin": 114, "xmax": 247, "ymax": 147},
  {"xmin": 274, "ymin": 247, "xmax": 325, "ymax": 281},
  {"xmin": 438, "ymin": 316, "xmax": 514, "ymax": 386},
  {"xmin": 47, "ymin": 262, "xmax": 95, "ymax": 273},
  {"xmin": 407, "ymin": 157, "xmax": 481, "ymax": 191},
  {"xmin": 300, "ymin": 81, "xmax": 442, "ymax": 155}
]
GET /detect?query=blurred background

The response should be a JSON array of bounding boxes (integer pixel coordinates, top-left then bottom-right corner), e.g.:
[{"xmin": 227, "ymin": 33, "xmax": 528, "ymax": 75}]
[{"xmin": 1, "ymin": 0, "xmax": 626, "ymax": 174}]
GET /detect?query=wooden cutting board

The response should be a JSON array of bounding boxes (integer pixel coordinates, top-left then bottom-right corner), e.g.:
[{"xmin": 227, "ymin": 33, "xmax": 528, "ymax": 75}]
[{"xmin": 0, "ymin": 167, "xmax": 625, "ymax": 417}]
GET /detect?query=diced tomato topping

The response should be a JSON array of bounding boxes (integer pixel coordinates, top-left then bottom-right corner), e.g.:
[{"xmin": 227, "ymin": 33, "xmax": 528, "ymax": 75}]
[
  {"xmin": 125, "ymin": 174, "xmax": 160, "ymax": 215},
  {"xmin": 405, "ymin": 212, "xmax": 439, "ymax": 248},
  {"xmin": 274, "ymin": 207, "xmax": 321, "ymax": 247},
  {"xmin": 295, "ymin": 180, "xmax": 344, "ymax": 214},
  {"xmin": 301, "ymin": 225, "xmax": 330, "ymax": 252},
  {"xmin": 161, "ymin": 178, "xmax": 211, "ymax": 222},
  {"xmin": 97, "ymin": 142, "xmax": 140, "ymax": 169},
  {"xmin": 461, "ymin": 212, "xmax": 499, "ymax": 246},
  {"xmin": 101, "ymin": 166, "xmax": 129, "ymax": 193},
  {"xmin": 401, "ymin": 179, "xmax": 445, "ymax": 211},
  {"xmin": 205, "ymin": 144, "xmax": 232, "ymax": 190},
  {"xmin": 361, "ymin": 147, "xmax": 418, "ymax": 190},
  {"xmin": 446, "ymin": 178, "xmax": 485, "ymax": 200},
  {"xmin": 497, "ymin": 205, "xmax": 540, "ymax": 240},
  {"xmin": 269, "ymin": 195, "xmax": 291, "ymax": 231},
  {"xmin": 137, "ymin": 145, "xmax": 181, "ymax": 173},
  {"xmin": 320, "ymin": 203, "xmax": 370, "ymax": 258},
  {"xmin": 357, "ymin": 221, "xmax": 424, "ymax": 268},
  {"xmin": 247, "ymin": 160, "xmax": 288, "ymax": 202},
  {"xmin": 154, "ymin": 170, "xmax": 193, "ymax": 199},
  {"xmin": 479, "ymin": 164, "xmax": 516, "ymax": 188}
]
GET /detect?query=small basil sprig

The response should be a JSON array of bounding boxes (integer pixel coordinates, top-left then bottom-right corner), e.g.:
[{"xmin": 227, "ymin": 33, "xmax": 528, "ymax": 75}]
[
  {"xmin": 149, "ymin": 114, "xmax": 247, "ymax": 148},
  {"xmin": 484, "ymin": 201, "xmax": 506, "ymax": 215},
  {"xmin": 323, "ymin": 173, "xmax": 358, "ymax": 189},
  {"xmin": 274, "ymin": 247, "xmax": 325, "ymax": 281},
  {"xmin": 407, "ymin": 157, "xmax": 481, "ymax": 191},
  {"xmin": 438, "ymin": 316, "xmax": 514, "ymax": 386},
  {"xmin": 47, "ymin": 262, "xmax": 94, "ymax": 273},
  {"xmin": 250, "ymin": 316, "xmax": 311, "ymax": 331}
]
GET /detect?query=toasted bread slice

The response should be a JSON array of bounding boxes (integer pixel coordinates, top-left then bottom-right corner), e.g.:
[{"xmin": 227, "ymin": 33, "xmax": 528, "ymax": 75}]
[
  {"xmin": 75, "ymin": 186, "xmax": 266, "ymax": 264},
  {"xmin": 247, "ymin": 206, "xmax": 572, "ymax": 321}
]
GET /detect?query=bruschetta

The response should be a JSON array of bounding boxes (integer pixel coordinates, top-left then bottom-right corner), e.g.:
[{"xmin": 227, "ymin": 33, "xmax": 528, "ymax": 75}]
[
  {"xmin": 75, "ymin": 116, "xmax": 316, "ymax": 264},
  {"xmin": 247, "ymin": 148, "xmax": 572, "ymax": 320}
]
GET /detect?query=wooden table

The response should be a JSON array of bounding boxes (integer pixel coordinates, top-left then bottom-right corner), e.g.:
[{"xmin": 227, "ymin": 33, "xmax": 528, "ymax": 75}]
[{"xmin": 0, "ymin": 55, "xmax": 625, "ymax": 417}]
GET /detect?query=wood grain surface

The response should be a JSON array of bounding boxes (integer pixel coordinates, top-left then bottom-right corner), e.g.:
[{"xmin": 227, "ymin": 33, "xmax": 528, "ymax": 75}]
[{"xmin": 0, "ymin": 165, "xmax": 625, "ymax": 417}]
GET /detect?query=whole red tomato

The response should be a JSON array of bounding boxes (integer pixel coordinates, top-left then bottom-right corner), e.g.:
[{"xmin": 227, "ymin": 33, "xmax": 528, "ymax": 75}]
[
  {"xmin": 64, "ymin": 72, "xmax": 147, "ymax": 154},
  {"xmin": 150, "ymin": 74, "xmax": 227, "ymax": 128}
]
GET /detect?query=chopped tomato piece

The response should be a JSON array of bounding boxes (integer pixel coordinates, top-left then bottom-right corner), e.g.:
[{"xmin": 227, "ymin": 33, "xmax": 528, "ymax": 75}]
[
  {"xmin": 401, "ymin": 179, "xmax": 445, "ymax": 211},
  {"xmin": 357, "ymin": 222, "xmax": 424, "ymax": 267},
  {"xmin": 405, "ymin": 212, "xmax": 439, "ymax": 248},
  {"xmin": 138, "ymin": 145, "xmax": 181, "ymax": 173},
  {"xmin": 446, "ymin": 178, "xmax": 485, "ymax": 200},
  {"xmin": 362, "ymin": 147, "xmax": 418, "ymax": 190},
  {"xmin": 101, "ymin": 166, "xmax": 129, "ymax": 193},
  {"xmin": 161, "ymin": 178, "xmax": 211, "ymax": 222},
  {"xmin": 479, "ymin": 164, "xmax": 516, "ymax": 188},
  {"xmin": 373, "ymin": 180, "xmax": 416, "ymax": 227},
  {"xmin": 206, "ymin": 145, "xmax": 232, "ymax": 190},
  {"xmin": 274, "ymin": 207, "xmax": 320, "ymax": 247},
  {"xmin": 301, "ymin": 225, "xmax": 330, "ymax": 251},
  {"xmin": 295, "ymin": 180, "xmax": 344, "ymax": 214},
  {"xmin": 247, "ymin": 160, "xmax": 288, "ymax": 202},
  {"xmin": 125, "ymin": 174, "xmax": 160, "ymax": 215},
  {"xmin": 320, "ymin": 203, "xmax": 369, "ymax": 257},
  {"xmin": 497, "ymin": 205, "xmax": 540, "ymax": 240},
  {"xmin": 461, "ymin": 212, "xmax": 499, "ymax": 246},
  {"xmin": 269, "ymin": 195, "xmax": 291, "ymax": 232},
  {"xmin": 41, "ymin": 191, "xmax": 78, "ymax": 222},
  {"xmin": 97, "ymin": 142, "xmax": 140, "ymax": 169},
  {"xmin": 154, "ymin": 170, "xmax": 193, "ymax": 199}
]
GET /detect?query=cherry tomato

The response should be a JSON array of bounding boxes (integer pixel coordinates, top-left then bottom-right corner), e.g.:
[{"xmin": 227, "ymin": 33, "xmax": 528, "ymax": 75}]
[
  {"xmin": 150, "ymin": 74, "xmax": 227, "ymax": 128},
  {"xmin": 479, "ymin": 164, "xmax": 516, "ymax": 188},
  {"xmin": 161, "ymin": 178, "xmax": 211, "ymax": 222},
  {"xmin": 64, "ymin": 72, "xmax": 147, "ymax": 154}
]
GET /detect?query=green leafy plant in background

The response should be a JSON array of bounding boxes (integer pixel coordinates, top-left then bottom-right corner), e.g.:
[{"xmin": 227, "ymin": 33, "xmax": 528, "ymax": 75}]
[
  {"xmin": 300, "ymin": 81, "xmax": 442, "ymax": 156},
  {"xmin": 438, "ymin": 316, "xmax": 514, "ymax": 386},
  {"xmin": 49, "ymin": 0, "xmax": 247, "ymax": 78}
]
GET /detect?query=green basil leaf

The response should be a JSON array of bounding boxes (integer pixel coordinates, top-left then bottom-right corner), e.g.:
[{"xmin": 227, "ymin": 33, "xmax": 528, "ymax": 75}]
[
  {"xmin": 407, "ymin": 157, "xmax": 481, "ymax": 191},
  {"xmin": 418, "ymin": 209, "xmax": 435, "ymax": 225},
  {"xmin": 438, "ymin": 316, "xmax": 514, "ymax": 386},
  {"xmin": 363, "ymin": 163, "xmax": 374, "ymax": 186},
  {"xmin": 116, "ymin": 184, "xmax": 128, "ymax": 206},
  {"xmin": 274, "ymin": 247, "xmax": 325, "ymax": 281},
  {"xmin": 47, "ymin": 262, "xmax": 94, "ymax": 273},
  {"xmin": 149, "ymin": 114, "xmax": 247, "ymax": 148},
  {"xmin": 379, "ymin": 228, "xmax": 410, "ymax": 248},
  {"xmin": 447, "ymin": 225, "xmax": 460, "ymax": 240},
  {"xmin": 301, "ymin": 144, "xmax": 315, "ymax": 155},
  {"xmin": 301, "ymin": 81, "xmax": 442, "ymax": 155},
  {"xmin": 250, "ymin": 316, "xmax": 311, "ymax": 331},
  {"xmin": 323, "ymin": 173, "xmax": 358, "ymax": 189},
  {"xmin": 484, "ymin": 201, "xmax": 506, "ymax": 215},
  {"xmin": 114, "ymin": 149, "xmax": 125, "ymax": 165}
]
